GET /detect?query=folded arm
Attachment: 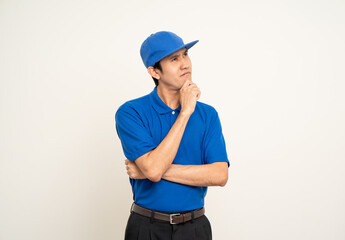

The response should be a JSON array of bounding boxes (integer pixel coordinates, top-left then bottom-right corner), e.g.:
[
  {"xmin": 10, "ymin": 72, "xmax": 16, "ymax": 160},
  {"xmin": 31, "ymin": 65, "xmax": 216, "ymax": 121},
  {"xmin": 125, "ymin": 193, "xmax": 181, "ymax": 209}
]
[
  {"xmin": 125, "ymin": 160, "xmax": 228, "ymax": 187},
  {"xmin": 162, "ymin": 162, "xmax": 228, "ymax": 187}
]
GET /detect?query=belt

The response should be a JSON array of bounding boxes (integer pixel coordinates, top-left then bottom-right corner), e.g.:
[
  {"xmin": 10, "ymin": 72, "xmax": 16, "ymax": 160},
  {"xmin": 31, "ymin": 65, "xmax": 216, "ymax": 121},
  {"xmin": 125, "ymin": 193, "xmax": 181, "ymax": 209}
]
[{"xmin": 131, "ymin": 203, "xmax": 205, "ymax": 225}]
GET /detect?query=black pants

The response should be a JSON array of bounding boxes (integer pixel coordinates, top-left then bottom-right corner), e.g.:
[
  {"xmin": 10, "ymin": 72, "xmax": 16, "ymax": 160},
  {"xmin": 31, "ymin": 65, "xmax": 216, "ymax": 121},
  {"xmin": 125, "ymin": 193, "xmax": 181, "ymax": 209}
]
[{"xmin": 125, "ymin": 212, "xmax": 212, "ymax": 240}]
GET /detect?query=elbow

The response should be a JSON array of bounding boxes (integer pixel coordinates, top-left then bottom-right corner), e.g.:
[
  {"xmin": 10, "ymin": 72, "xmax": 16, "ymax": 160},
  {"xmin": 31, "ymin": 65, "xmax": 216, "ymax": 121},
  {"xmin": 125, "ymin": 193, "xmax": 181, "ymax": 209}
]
[
  {"xmin": 208, "ymin": 162, "xmax": 229, "ymax": 187},
  {"xmin": 148, "ymin": 175, "xmax": 162, "ymax": 182},
  {"xmin": 218, "ymin": 171, "xmax": 228, "ymax": 187},
  {"xmin": 145, "ymin": 170, "xmax": 163, "ymax": 182},
  {"xmin": 135, "ymin": 152, "xmax": 163, "ymax": 182},
  {"xmin": 218, "ymin": 176, "xmax": 228, "ymax": 187}
]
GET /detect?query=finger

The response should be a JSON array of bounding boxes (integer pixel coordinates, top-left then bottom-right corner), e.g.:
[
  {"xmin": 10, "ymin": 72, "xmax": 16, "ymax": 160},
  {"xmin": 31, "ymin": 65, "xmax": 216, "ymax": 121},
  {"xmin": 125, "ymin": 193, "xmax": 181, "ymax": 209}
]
[
  {"xmin": 182, "ymin": 80, "xmax": 193, "ymax": 88},
  {"xmin": 192, "ymin": 88, "xmax": 200, "ymax": 95},
  {"xmin": 190, "ymin": 85, "xmax": 200, "ymax": 92},
  {"xmin": 188, "ymin": 84, "xmax": 199, "ymax": 91},
  {"xmin": 195, "ymin": 90, "xmax": 201, "ymax": 100},
  {"xmin": 186, "ymin": 81, "xmax": 196, "ymax": 87}
]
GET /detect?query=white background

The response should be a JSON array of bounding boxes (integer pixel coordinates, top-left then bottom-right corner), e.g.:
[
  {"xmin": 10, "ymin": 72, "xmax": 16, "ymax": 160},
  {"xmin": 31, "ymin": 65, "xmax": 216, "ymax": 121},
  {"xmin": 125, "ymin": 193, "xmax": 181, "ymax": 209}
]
[{"xmin": 1, "ymin": 0, "xmax": 344, "ymax": 239}]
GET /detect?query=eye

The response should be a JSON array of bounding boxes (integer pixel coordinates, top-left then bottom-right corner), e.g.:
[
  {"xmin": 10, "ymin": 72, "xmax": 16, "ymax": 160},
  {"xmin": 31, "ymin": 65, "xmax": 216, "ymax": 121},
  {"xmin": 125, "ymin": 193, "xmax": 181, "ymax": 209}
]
[
  {"xmin": 171, "ymin": 57, "xmax": 177, "ymax": 61},
  {"xmin": 184, "ymin": 51, "xmax": 188, "ymax": 56}
]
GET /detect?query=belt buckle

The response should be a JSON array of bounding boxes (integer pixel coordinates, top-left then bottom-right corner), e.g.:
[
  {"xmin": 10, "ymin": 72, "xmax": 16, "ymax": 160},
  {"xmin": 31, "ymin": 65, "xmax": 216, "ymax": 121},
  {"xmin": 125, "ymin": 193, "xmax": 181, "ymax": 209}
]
[{"xmin": 169, "ymin": 213, "xmax": 180, "ymax": 224}]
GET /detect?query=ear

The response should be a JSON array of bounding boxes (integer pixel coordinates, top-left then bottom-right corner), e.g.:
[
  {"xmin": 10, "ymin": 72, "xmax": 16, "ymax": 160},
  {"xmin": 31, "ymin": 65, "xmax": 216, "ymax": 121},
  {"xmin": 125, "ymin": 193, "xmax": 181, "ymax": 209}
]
[{"xmin": 147, "ymin": 67, "xmax": 160, "ymax": 80}]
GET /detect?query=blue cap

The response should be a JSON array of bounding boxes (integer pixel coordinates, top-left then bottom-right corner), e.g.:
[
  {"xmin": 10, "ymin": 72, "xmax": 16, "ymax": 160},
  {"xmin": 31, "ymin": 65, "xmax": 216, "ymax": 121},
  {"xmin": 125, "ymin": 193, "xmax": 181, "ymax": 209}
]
[{"xmin": 140, "ymin": 31, "xmax": 199, "ymax": 68}]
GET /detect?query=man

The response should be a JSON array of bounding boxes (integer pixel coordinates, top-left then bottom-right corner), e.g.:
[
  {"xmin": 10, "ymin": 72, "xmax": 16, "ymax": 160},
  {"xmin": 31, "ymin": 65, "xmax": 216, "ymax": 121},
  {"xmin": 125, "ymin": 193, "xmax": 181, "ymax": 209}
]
[{"xmin": 115, "ymin": 31, "xmax": 229, "ymax": 240}]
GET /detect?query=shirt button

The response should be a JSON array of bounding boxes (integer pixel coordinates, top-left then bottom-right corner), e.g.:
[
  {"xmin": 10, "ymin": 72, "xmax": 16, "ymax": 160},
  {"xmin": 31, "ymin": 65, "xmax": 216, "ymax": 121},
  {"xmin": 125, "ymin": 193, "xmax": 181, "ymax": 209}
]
[{"xmin": 172, "ymin": 111, "xmax": 175, "ymax": 115}]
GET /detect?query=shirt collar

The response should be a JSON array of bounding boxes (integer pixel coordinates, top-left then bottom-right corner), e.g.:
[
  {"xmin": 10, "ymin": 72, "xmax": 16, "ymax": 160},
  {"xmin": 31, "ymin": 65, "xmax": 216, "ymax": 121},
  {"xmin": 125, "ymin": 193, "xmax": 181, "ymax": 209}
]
[{"xmin": 149, "ymin": 87, "xmax": 181, "ymax": 115}]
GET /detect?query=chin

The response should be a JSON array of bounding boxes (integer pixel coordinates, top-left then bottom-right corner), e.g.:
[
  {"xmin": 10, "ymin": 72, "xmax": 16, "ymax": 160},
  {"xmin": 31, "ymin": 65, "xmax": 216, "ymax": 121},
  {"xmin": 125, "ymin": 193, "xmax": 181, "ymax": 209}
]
[{"xmin": 179, "ymin": 79, "xmax": 189, "ymax": 88}]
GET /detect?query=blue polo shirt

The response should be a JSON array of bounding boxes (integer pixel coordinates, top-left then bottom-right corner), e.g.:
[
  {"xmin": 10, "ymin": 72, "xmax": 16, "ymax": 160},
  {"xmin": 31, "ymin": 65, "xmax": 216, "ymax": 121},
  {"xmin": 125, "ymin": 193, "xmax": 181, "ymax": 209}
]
[{"xmin": 115, "ymin": 87, "xmax": 229, "ymax": 212}]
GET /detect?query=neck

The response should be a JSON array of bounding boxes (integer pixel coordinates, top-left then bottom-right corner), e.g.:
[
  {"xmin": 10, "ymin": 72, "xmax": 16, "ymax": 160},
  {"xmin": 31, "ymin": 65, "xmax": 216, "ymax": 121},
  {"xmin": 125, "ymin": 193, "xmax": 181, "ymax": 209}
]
[{"xmin": 156, "ymin": 85, "xmax": 180, "ymax": 110}]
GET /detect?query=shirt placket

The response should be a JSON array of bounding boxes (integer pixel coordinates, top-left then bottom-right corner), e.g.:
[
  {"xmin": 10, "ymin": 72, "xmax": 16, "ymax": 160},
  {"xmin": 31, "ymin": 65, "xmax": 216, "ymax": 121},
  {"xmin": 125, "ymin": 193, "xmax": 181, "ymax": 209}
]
[{"xmin": 170, "ymin": 110, "xmax": 178, "ymax": 126}]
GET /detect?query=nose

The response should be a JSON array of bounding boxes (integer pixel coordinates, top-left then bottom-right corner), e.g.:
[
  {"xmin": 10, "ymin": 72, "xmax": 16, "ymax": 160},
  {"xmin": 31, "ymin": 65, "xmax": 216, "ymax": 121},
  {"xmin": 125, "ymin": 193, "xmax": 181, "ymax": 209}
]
[{"xmin": 180, "ymin": 57, "xmax": 190, "ymax": 70}]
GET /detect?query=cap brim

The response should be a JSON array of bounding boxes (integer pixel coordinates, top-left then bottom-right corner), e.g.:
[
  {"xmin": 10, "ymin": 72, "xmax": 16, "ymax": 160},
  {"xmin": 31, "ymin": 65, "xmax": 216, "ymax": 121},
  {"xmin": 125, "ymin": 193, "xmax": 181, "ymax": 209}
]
[
  {"xmin": 184, "ymin": 40, "xmax": 199, "ymax": 50},
  {"xmin": 153, "ymin": 40, "xmax": 199, "ymax": 66}
]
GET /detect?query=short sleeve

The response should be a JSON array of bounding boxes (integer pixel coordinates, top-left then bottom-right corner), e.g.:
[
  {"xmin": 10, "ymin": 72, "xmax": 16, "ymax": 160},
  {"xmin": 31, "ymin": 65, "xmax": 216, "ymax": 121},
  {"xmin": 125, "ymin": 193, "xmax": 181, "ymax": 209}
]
[
  {"xmin": 203, "ymin": 110, "xmax": 230, "ymax": 167},
  {"xmin": 115, "ymin": 105, "xmax": 157, "ymax": 161}
]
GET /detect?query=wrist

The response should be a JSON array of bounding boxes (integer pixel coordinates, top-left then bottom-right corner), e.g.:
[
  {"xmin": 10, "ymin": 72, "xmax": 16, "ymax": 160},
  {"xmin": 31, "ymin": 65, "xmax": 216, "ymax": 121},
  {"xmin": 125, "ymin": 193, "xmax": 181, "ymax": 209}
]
[{"xmin": 179, "ymin": 110, "xmax": 193, "ymax": 117}]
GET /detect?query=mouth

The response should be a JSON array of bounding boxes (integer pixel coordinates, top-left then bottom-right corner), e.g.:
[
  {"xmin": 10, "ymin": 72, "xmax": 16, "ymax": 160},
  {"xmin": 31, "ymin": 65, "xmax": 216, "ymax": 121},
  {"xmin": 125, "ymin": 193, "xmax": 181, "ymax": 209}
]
[{"xmin": 180, "ymin": 72, "xmax": 191, "ymax": 77}]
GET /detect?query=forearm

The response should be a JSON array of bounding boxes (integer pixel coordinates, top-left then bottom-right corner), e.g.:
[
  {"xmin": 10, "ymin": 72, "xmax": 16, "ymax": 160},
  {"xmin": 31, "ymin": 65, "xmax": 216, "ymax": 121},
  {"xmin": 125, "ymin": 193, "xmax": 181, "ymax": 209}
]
[
  {"xmin": 162, "ymin": 162, "xmax": 228, "ymax": 187},
  {"xmin": 137, "ymin": 112, "xmax": 191, "ymax": 181}
]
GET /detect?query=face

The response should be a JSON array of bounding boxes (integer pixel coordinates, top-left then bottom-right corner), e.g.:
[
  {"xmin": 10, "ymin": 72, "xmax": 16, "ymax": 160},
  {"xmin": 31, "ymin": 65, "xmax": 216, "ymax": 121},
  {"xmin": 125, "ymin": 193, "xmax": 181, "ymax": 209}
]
[{"xmin": 153, "ymin": 48, "xmax": 192, "ymax": 90}]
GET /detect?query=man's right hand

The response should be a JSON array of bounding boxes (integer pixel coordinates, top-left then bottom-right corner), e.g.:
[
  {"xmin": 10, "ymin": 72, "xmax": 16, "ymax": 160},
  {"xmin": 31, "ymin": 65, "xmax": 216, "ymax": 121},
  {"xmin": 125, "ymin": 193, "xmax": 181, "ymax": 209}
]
[{"xmin": 180, "ymin": 80, "xmax": 201, "ymax": 116}]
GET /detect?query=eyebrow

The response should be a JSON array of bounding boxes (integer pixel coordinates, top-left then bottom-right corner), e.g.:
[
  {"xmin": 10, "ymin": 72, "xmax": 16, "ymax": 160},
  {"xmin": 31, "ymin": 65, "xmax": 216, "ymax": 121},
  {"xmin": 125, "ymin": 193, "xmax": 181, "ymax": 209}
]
[
  {"xmin": 169, "ymin": 54, "xmax": 179, "ymax": 60},
  {"xmin": 169, "ymin": 50, "xmax": 188, "ymax": 60}
]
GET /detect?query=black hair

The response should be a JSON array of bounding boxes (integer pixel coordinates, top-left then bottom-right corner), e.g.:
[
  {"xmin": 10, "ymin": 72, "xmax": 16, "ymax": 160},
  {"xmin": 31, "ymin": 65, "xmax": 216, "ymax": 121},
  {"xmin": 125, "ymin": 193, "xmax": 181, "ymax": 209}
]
[{"xmin": 152, "ymin": 61, "xmax": 162, "ymax": 86}]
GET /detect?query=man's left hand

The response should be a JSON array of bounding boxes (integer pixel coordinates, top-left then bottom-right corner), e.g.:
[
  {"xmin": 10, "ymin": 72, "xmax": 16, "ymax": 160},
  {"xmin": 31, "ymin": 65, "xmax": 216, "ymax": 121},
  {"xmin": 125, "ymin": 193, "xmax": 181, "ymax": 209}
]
[{"xmin": 125, "ymin": 159, "xmax": 147, "ymax": 179}]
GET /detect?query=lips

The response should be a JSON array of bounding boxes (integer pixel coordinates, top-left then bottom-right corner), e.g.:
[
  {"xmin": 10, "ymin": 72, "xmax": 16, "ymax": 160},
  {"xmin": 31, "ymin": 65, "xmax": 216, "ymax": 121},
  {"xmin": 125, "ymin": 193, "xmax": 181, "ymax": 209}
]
[{"xmin": 180, "ymin": 72, "xmax": 191, "ymax": 77}]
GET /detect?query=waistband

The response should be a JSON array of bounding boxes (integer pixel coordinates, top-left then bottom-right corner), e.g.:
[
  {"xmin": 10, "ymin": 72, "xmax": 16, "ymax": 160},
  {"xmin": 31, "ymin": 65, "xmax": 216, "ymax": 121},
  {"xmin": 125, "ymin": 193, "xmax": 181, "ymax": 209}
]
[{"xmin": 130, "ymin": 203, "xmax": 205, "ymax": 225}]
